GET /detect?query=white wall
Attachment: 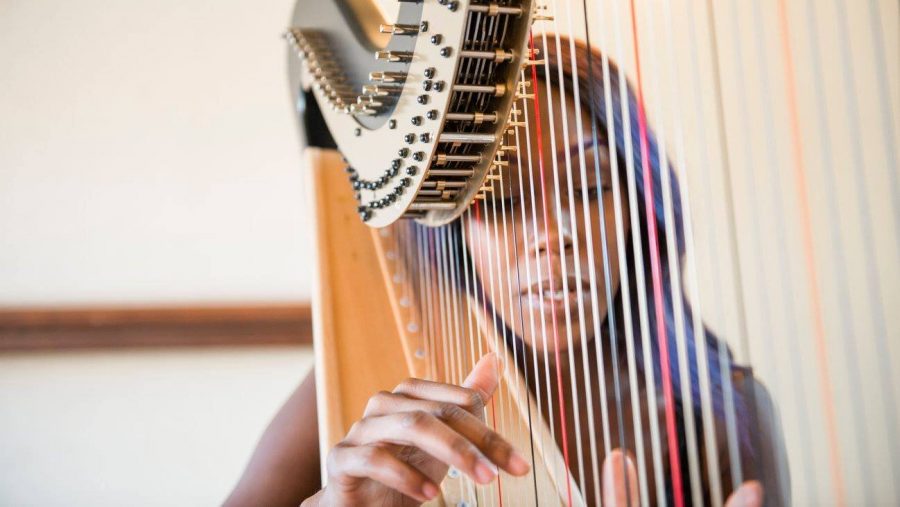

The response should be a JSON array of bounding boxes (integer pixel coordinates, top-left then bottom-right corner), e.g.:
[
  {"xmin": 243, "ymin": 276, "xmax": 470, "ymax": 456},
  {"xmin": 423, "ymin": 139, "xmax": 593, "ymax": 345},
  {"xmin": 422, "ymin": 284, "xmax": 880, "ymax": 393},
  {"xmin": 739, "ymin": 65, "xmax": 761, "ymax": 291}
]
[
  {"xmin": 0, "ymin": 346, "xmax": 314, "ymax": 507},
  {"xmin": 0, "ymin": 0, "xmax": 311, "ymax": 306},
  {"xmin": 0, "ymin": 2, "xmax": 318, "ymax": 505}
]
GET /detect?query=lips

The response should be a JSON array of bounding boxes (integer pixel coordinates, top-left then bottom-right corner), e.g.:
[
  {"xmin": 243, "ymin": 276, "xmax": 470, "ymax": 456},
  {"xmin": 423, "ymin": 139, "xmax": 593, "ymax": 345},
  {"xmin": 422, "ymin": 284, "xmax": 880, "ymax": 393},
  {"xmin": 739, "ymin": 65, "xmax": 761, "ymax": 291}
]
[{"xmin": 521, "ymin": 275, "xmax": 590, "ymax": 308}]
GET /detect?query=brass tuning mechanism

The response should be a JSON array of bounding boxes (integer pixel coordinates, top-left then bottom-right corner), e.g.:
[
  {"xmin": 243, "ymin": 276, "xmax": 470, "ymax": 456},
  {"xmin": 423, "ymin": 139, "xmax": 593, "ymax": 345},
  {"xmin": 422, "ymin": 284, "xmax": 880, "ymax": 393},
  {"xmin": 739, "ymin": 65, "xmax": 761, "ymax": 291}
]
[{"xmin": 379, "ymin": 23, "xmax": 419, "ymax": 35}]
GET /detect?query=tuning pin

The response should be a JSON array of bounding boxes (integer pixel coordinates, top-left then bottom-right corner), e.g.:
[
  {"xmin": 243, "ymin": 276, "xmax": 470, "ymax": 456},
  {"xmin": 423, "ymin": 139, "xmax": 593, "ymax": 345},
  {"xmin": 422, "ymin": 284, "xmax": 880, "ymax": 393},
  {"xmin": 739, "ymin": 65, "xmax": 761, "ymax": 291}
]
[
  {"xmin": 361, "ymin": 85, "xmax": 398, "ymax": 97},
  {"xmin": 468, "ymin": 4, "xmax": 524, "ymax": 15},
  {"xmin": 369, "ymin": 71, "xmax": 406, "ymax": 83},
  {"xmin": 522, "ymin": 58, "xmax": 547, "ymax": 67},
  {"xmin": 452, "ymin": 83, "xmax": 507, "ymax": 97},
  {"xmin": 357, "ymin": 95, "xmax": 384, "ymax": 108},
  {"xmin": 379, "ymin": 23, "xmax": 419, "ymax": 35},
  {"xmin": 375, "ymin": 51, "xmax": 413, "ymax": 63}
]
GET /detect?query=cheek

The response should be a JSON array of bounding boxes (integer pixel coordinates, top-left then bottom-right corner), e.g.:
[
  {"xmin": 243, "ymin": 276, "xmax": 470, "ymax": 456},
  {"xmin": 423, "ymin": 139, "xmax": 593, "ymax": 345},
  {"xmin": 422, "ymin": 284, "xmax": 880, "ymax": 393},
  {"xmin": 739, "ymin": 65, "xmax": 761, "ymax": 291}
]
[{"xmin": 586, "ymin": 196, "xmax": 627, "ymax": 266}]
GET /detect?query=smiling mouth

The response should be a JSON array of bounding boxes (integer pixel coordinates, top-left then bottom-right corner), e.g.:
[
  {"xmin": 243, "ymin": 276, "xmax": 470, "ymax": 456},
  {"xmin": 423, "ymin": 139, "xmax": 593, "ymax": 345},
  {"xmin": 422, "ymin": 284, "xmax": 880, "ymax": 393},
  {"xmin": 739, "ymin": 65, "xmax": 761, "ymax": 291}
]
[{"xmin": 521, "ymin": 276, "xmax": 590, "ymax": 306}]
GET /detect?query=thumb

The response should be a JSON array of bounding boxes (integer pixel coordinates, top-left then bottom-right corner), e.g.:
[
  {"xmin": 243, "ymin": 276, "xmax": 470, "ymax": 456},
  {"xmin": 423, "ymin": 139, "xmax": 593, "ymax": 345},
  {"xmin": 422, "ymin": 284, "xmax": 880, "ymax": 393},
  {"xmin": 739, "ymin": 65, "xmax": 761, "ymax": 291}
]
[
  {"xmin": 462, "ymin": 352, "xmax": 500, "ymax": 405},
  {"xmin": 725, "ymin": 480, "xmax": 764, "ymax": 507},
  {"xmin": 603, "ymin": 449, "xmax": 639, "ymax": 507}
]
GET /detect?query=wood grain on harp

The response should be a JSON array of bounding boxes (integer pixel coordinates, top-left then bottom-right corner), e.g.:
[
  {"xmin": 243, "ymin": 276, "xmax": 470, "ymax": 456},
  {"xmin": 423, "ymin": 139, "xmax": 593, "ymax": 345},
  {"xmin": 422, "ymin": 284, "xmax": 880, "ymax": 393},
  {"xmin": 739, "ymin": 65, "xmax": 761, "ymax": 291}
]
[{"xmin": 290, "ymin": 0, "xmax": 900, "ymax": 505}]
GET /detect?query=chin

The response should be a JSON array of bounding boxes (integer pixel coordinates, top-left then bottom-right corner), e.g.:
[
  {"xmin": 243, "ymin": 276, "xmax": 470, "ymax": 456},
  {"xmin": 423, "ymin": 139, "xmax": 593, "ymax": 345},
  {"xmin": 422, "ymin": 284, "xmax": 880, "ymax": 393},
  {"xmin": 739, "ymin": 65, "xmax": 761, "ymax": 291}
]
[{"xmin": 516, "ymin": 319, "xmax": 592, "ymax": 353}]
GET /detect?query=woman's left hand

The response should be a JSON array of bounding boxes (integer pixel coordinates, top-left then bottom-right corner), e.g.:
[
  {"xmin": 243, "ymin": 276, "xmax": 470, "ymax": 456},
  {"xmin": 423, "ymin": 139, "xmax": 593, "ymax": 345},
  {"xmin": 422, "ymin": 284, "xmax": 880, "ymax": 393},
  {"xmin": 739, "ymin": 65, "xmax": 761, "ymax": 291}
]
[{"xmin": 602, "ymin": 449, "xmax": 764, "ymax": 507}]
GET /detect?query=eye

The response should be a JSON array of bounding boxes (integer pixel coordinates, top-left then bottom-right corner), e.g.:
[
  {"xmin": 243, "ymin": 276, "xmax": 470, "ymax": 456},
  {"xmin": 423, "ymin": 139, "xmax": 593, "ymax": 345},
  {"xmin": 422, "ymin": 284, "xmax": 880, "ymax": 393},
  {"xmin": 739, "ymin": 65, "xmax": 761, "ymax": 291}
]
[
  {"xmin": 499, "ymin": 194, "xmax": 521, "ymax": 209},
  {"xmin": 574, "ymin": 186, "xmax": 600, "ymax": 200}
]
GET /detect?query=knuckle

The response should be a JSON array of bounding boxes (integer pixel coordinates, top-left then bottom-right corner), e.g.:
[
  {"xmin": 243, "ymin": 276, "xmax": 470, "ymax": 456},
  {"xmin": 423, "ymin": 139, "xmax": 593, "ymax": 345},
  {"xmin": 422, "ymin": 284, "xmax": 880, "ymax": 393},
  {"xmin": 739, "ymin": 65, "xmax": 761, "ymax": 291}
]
[
  {"xmin": 395, "ymin": 377, "xmax": 419, "ymax": 393},
  {"xmin": 482, "ymin": 430, "xmax": 510, "ymax": 457},
  {"xmin": 450, "ymin": 436, "xmax": 477, "ymax": 459},
  {"xmin": 326, "ymin": 442, "xmax": 350, "ymax": 475},
  {"xmin": 401, "ymin": 409, "xmax": 431, "ymax": 429},
  {"xmin": 436, "ymin": 402, "xmax": 464, "ymax": 421},
  {"xmin": 359, "ymin": 445, "xmax": 384, "ymax": 468},
  {"xmin": 365, "ymin": 390, "xmax": 391, "ymax": 414},
  {"xmin": 463, "ymin": 389, "xmax": 485, "ymax": 411}
]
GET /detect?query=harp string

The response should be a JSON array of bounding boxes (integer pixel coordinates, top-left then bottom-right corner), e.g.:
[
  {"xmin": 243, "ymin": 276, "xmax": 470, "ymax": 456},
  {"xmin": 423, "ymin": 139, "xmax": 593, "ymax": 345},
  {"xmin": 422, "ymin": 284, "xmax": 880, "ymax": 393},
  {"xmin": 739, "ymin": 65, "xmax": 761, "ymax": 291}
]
[
  {"xmin": 661, "ymin": 0, "xmax": 723, "ymax": 503},
  {"xmin": 829, "ymin": 0, "xmax": 900, "ymax": 487},
  {"xmin": 528, "ymin": 29, "xmax": 575, "ymax": 507},
  {"xmin": 864, "ymin": 0, "xmax": 900, "ymax": 240},
  {"xmin": 682, "ymin": 0, "xmax": 744, "ymax": 493},
  {"xmin": 515, "ymin": 66, "xmax": 563, "ymax": 504},
  {"xmin": 561, "ymin": 3, "xmax": 639, "ymax": 504},
  {"xmin": 773, "ymin": 0, "xmax": 846, "ymax": 503},
  {"xmin": 458, "ymin": 209, "xmax": 485, "ymax": 507},
  {"xmin": 802, "ymin": 0, "xmax": 877, "ymax": 502},
  {"xmin": 435, "ymin": 227, "xmax": 451, "ymax": 385},
  {"xmin": 418, "ymin": 223, "xmax": 435, "ymax": 380},
  {"xmin": 577, "ymin": 2, "xmax": 654, "ymax": 505},
  {"xmin": 467, "ymin": 207, "xmax": 492, "ymax": 507},
  {"xmin": 448, "ymin": 227, "xmax": 462, "ymax": 387},
  {"xmin": 637, "ymin": 1, "xmax": 705, "ymax": 503},
  {"xmin": 560, "ymin": 2, "xmax": 618, "ymax": 504},
  {"xmin": 486, "ymin": 155, "xmax": 516, "ymax": 492},
  {"xmin": 725, "ymin": 0, "xmax": 797, "ymax": 499},
  {"xmin": 626, "ymin": 0, "xmax": 688, "ymax": 504},
  {"xmin": 499, "ymin": 131, "xmax": 541, "ymax": 505},
  {"xmin": 500, "ymin": 150, "xmax": 539, "ymax": 507},
  {"xmin": 434, "ymin": 228, "xmax": 452, "ymax": 386},
  {"xmin": 478, "ymin": 200, "xmax": 507, "ymax": 505},
  {"xmin": 436, "ymin": 227, "xmax": 451, "ymax": 385},
  {"xmin": 541, "ymin": 6, "xmax": 592, "ymax": 498},
  {"xmin": 451, "ymin": 228, "xmax": 469, "ymax": 391},
  {"xmin": 446, "ymin": 223, "xmax": 476, "ymax": 502},
  {"xmin": 602, "ymin": 0, "xmax": 671, "ymax": 502},
  {"xmin": 448, "ymin": 225, "xmax": 466, "ymax": 388},
  {"xmin": 745, "ymin": 2, "xmax": 820, "ymax": 501},
  {"xmin": 495, "ymin": 132, "xmax": 537, "ymax": 501},
  {"xmin": 482, "ymin": 182, "xmax": 511, "ymax": 502}
]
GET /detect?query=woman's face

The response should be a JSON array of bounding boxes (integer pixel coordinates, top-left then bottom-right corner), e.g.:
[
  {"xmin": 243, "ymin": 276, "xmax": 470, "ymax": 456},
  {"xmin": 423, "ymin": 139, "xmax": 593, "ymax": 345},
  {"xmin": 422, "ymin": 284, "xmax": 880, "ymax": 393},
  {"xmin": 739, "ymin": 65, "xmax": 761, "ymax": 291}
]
[{"xmin": 466, "ymin": 80, "xmax": 629, "ymax": 352}]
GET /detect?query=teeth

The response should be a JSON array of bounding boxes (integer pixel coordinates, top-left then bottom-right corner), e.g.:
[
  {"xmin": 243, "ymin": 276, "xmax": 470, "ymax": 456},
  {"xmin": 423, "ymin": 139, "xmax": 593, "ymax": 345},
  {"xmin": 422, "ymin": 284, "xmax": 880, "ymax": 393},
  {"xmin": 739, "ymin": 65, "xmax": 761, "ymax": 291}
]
[{"xmin": 541, "ymin": 290, "xmax": 566, "ymax": 301}]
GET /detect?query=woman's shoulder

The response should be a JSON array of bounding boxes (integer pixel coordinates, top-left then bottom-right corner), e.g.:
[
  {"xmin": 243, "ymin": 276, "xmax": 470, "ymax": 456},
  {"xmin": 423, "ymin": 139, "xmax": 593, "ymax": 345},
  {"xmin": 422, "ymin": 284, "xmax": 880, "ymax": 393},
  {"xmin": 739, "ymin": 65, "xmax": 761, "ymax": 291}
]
[{"xmin": 732, "ymin": 366, "xmax": 791, "ymax": 507}]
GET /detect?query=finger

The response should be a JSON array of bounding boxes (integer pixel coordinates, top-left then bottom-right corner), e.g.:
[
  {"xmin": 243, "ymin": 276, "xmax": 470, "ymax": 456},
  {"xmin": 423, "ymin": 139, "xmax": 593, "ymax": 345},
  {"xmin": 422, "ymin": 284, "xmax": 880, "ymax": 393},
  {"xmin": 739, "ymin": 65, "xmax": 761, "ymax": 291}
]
[
  {"xmin": 602, "ymin": 449, "xmax": 639, "ymax": 507},
  {"xmin": 391, "ymin": 353, "xmax": 499, "ymax": 418},
  {"xmin": 724, "ymin": 480, "xmax": 764, "ymax": 507},
  {"xmin": 346, "ymin": 410, "xmax": 505, "ymax": 485},
  {"xmin": 326, "ymin": 443, "xmax": 439, "ymax": 503},
  {"xmin": 461, "ymin": 352, "xmax": 500, "ymax": 404},
  {"xmin": 361, "ymin": 391, "xmax": 529, "ymax": 475}
]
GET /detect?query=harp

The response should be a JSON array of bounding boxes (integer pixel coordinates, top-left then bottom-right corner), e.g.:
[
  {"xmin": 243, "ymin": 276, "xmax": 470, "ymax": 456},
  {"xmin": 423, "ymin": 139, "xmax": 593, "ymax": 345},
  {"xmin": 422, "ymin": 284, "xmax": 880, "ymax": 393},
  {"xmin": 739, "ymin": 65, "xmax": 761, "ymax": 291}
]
[{"xmin": 286, "ymin": 0, "xmax": 899, "ymax": 505}]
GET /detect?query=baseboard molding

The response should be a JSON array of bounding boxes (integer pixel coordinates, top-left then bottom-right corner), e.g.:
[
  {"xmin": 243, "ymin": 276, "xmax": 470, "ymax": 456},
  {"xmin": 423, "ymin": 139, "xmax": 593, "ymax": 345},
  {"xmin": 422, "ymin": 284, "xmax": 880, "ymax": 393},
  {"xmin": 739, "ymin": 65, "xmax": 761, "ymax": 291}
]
[{"xmin": 0, "ymin": 303, "xmax": 312, "ymax": 351}]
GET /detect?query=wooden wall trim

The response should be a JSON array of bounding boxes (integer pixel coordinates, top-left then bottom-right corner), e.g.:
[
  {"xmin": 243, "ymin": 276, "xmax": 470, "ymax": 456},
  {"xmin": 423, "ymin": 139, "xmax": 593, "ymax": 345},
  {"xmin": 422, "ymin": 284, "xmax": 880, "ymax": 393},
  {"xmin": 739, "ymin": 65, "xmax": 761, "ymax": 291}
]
[{"xmin": 0, "ymin": 304, "xmax": 312, "ymax": 351}]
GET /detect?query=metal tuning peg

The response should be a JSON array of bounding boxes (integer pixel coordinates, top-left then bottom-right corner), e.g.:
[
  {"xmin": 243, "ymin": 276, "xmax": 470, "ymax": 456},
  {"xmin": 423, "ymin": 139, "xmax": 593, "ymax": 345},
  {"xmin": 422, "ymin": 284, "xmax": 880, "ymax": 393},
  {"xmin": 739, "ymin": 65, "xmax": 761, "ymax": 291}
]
[
  {"xmin": 375, "ymin": 50, "xmax": 413, "ymax": 63},
  {"xmin": 379, "ymin": 23, "xmax": 419, "ymax": 35}
]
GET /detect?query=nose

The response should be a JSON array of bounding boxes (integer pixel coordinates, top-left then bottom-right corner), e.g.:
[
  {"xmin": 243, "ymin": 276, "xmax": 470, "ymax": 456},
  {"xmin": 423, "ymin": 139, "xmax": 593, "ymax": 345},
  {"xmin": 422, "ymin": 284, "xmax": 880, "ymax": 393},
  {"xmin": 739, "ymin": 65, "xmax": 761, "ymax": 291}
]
[{"xmin": 532, "ymin": 200, "xmax": 574, "ymax": 257}]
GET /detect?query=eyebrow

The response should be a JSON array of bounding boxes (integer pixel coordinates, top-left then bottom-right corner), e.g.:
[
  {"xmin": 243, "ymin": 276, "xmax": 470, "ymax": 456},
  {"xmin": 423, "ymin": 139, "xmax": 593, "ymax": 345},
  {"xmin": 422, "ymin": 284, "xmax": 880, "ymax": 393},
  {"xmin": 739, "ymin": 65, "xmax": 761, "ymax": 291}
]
[{"xmin": 555, "ymin": 137, "xmax": 608, "ymax": 161}]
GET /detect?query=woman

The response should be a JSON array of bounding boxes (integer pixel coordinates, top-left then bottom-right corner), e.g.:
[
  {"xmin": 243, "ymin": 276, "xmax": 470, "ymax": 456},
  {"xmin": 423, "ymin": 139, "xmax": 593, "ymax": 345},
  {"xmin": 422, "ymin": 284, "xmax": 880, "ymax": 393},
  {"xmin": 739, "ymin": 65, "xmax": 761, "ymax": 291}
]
[{"xmin": 225, "ymin": 38, "xmax": 786, "ymax": 506}]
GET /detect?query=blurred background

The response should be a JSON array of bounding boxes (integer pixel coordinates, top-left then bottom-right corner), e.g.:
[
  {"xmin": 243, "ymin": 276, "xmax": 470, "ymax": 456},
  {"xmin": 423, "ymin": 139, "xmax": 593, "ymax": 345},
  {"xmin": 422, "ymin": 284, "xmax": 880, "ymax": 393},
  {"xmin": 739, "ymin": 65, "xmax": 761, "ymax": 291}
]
[{"xmin": 0, "ymin": 0, "xmax": 315, "ymax": 504}]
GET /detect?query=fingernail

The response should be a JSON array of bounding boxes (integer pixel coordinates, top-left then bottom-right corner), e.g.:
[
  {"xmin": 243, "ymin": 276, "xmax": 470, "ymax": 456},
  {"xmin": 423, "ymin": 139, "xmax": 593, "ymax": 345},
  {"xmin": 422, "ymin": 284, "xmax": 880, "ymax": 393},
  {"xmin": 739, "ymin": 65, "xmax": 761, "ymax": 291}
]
[
  {"xmin": 475, "ymin": 460, "xmax": 497, "ymax": 484},
  {"xmin": 508, "ymin": 450, "xmax": 531, "ymax": 475},
  {"xmin": 732, "ymin": 483, "xmax": 763, "ymax": 507},
  {"xmin": 421, "ymin": 481, "xmax": 439, "ymax": 500},
  {"xmin": 624, "ymin": 454, "xmax": 637, "ymax": 475}
]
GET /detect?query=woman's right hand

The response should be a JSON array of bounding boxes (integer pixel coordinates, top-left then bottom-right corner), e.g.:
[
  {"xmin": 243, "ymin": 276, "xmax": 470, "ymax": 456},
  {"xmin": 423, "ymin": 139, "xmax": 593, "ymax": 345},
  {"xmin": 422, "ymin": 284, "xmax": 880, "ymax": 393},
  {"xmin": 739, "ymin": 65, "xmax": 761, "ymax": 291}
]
[{"xmin": 302, "ymin": 353, "xmax": 530, "ymax": 506}]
